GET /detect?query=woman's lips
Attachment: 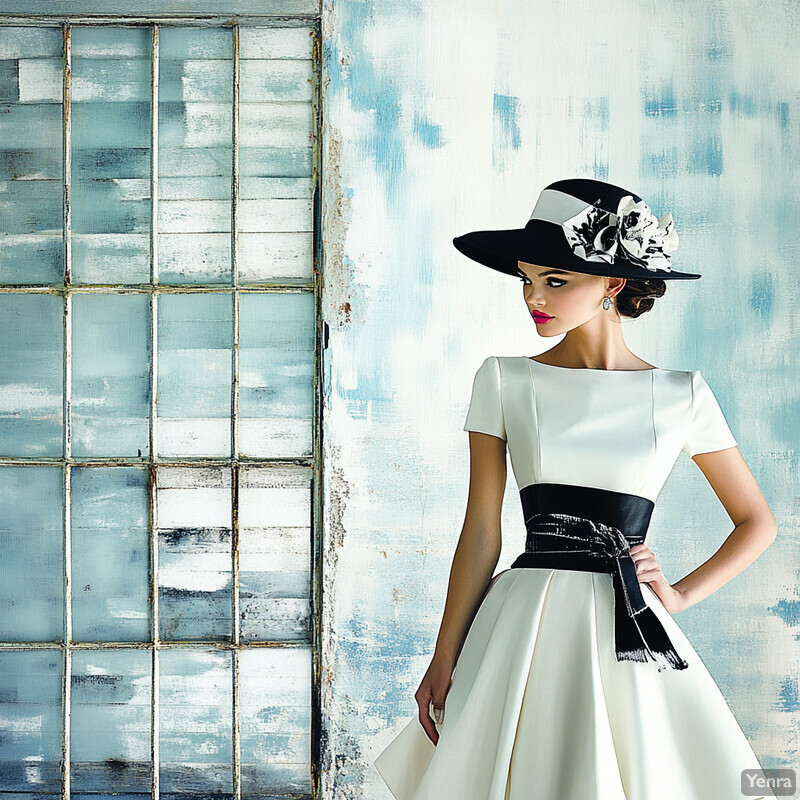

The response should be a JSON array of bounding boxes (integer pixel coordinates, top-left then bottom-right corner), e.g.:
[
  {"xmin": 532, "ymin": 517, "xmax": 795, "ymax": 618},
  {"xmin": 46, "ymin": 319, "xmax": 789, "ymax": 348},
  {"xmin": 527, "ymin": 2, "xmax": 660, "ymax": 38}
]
[{"xmin": 532, "ymin": 312, "xmax": 553, "ymax": 324}]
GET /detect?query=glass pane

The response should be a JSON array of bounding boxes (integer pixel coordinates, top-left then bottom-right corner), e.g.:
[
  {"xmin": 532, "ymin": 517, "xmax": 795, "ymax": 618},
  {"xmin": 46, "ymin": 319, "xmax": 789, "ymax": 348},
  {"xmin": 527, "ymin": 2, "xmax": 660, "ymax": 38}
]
[
  {"xmin": 239, "ymin": 466, "xmax": 311, "ymax": 642},
  {"xmin": 0, "ymin": 466, "xmax": 63, "ymax": 642},
  {"xmin": 71, "ymin": 649, "xmax": 152, "ymax": 791},
  {"xmin": 240, "ymin": 647, "xmax": 312, "ymax": 794},
  {"xmin": 157, "ymin": 292, "xmax": 233, "ymax": 457},
  {"xmin": 71, "ymin": 467, "xmax": 150, "ymax": 642},
  {"xmin": 0, "ymin": 293, "xmax": 64, "ymax": 457},
  {"xmin": 0, "ymin": 650, "xmax": 63, "ymax": 792},
  {"xmin": 157, "ymin": 466, "xmax": 232, "ymax": 642},
  {"xmin": 71, "ymin": 293, "xmax": 152, "ymax": 458},
  {"xmin": 0, "ymin": 27, "xmax": 64, "ymax": 285},
  {"xmin": 158, "ymin": 27, "xmax": 233, "ymax": 285},
  {"xmin": 71, "ymin": 27, "xmax": 152, "ymax": 284},
  {"xmin": 159, "ymin": 648, "xmax": 232, "ymax": 796},
  {"xmin": 237, "ymin": 27, "xmax": 313, "ymax": 283},
  {"xmin": 238, "ymin": 292, "xmax": 314, "ymax": 458}
]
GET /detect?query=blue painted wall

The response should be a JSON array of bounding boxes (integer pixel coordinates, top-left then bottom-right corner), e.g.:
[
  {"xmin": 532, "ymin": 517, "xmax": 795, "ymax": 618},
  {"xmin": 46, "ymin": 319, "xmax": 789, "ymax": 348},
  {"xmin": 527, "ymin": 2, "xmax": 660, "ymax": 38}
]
[{"xmin": 320, "ymin": 0, "xmax": 799, "ymax": 796}]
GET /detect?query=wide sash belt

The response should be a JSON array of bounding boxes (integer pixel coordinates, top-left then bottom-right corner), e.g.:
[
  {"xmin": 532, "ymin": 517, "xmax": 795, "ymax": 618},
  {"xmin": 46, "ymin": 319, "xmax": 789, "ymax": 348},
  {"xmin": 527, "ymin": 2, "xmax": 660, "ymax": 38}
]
[{"xmin": 509, "ymin": 483, "xmax": 689, "ymax": 672}]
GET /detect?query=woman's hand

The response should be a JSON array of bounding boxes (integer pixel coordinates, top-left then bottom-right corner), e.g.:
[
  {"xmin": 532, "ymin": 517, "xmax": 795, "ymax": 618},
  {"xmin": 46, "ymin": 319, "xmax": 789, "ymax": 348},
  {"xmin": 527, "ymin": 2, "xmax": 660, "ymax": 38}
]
[
  {"xmin": 414, "ymin": 653, "xmax": 455, "ymax": 746},
  {"xmin": 629, "ymin": 542, "xmax": 687, "ymax": 613}
]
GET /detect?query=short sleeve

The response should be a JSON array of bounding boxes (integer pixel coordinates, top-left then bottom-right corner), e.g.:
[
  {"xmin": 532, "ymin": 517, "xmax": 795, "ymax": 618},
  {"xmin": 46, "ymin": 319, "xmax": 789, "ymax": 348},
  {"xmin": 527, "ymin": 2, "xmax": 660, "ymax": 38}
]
[
  {"xmin": 682, "ymin": 370, "xmax": 738, "ymax": 458},
  {"xmin": 463, "ymin": 356, "xmax": 507, "ymax": 441}
]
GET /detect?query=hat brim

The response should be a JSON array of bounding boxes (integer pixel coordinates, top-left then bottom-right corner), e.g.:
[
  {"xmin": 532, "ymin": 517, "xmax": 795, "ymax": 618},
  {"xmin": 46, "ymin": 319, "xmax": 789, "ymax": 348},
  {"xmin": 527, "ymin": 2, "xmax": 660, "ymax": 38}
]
[{"xmin": 452, "ymin": 220, "xmax": 701, "ymax": 280}]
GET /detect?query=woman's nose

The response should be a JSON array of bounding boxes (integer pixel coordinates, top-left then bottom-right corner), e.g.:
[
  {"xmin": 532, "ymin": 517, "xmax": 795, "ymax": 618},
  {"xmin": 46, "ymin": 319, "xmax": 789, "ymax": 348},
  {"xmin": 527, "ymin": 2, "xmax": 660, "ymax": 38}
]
[{"xmin": 525, "ymin": 286, "xmax": 545, "ymax": 304}]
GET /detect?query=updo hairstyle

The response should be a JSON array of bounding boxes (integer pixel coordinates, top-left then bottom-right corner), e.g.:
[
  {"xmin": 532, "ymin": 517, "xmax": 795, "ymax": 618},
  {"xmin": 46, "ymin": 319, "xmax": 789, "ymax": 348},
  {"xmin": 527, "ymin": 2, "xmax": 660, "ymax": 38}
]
[{"xmin": 615, "ymin": 278, "xmax": 667, "ymax": 319}]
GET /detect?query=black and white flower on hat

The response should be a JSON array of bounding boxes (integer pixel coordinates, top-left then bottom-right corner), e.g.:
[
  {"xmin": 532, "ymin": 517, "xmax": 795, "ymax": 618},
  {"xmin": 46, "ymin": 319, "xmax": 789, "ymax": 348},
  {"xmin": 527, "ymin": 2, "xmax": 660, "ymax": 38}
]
[{"xmin": 561, "ymin": 195, "xmax": 679, "ymax": 272}]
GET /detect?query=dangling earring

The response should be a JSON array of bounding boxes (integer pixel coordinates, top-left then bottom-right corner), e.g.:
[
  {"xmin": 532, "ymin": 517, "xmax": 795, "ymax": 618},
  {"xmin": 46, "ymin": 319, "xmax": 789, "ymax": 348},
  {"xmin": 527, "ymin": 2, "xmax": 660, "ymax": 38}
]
[{"xmin": 602, "ymin": 296, "xmax": 613, "ymax": 310}]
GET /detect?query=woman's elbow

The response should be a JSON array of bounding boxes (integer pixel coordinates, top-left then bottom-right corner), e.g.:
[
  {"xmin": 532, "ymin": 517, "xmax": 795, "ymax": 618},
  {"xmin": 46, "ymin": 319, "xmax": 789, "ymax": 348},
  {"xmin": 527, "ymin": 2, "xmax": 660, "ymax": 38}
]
[{"xmin": 747, "ymin": 511, "xmax": 778, "ymax": 549}]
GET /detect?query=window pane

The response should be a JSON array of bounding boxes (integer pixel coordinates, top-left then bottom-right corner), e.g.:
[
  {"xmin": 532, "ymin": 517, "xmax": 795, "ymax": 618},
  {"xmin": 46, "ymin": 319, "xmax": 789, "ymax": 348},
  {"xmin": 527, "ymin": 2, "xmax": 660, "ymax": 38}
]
[
  {"xmin": 71, "ymin": 467, "xmax": 150, "ymax": 642},
  {"xmin": 157, "ymin": 292, "xmax": 233, "ymax": 457},
  {"xmin": 71, "ymin": 27, "xmax": 152, "ymax": 284},
  {"xmin": 239, "ymin": 465, "xmax": 311, "ymax": 642},
  {"xmin": 0, "ymin": 27, "xmax": 64, "ymax": 285},
  {"xmin": 71, "ymin": 293, "xmax": 152, "ymax": 458},
  {"xmin": 0, "ymin": 294, "xmax": 64, "ymax": 457},
  {"xmin": 70, "ymin": 649, "xmax": 152, "ymax": 792},
  {"xmin": 0, "ymin": 466, "xmax": 63, "ymax": 642},
  {"xmin": 238, "ymin": 27, "xmax": 313, "ymax": 283},
  {"xmin": 157, "ymin": 466, "xmax": 232, "ymax": 642},
  {"xmin": 159, "ymin": 648, "xmax": 232, "ymax": 795},
  {"xmin": 240, "ymin": 647, "xmax": 311, "ymax": 793},
  {"xmin": 0, "ymin": 650, "xmax": 63, "ymax": 791},
  {"xmin": 239, "ymin": 292, "xmax": 314, "ymax": 457},
  {"xmin": 158, "ymin": 27, "xmax": 233, "ymax": 285}
]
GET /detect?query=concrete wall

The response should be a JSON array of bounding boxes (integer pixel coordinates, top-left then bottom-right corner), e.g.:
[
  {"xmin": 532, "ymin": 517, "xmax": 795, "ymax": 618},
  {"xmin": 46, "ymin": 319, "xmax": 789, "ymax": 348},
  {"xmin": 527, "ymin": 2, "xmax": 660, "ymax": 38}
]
[{"xmin": 320, "ymin": 0, "xmax": 799, "ymax": 796}]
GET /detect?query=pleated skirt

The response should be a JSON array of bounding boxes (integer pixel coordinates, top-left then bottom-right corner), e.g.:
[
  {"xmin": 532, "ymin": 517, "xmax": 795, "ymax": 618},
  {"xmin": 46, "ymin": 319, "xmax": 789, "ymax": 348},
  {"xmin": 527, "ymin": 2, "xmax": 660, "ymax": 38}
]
[{"xmin": 372, "ymin": 566, "xmax": 776, "ymax": 800}]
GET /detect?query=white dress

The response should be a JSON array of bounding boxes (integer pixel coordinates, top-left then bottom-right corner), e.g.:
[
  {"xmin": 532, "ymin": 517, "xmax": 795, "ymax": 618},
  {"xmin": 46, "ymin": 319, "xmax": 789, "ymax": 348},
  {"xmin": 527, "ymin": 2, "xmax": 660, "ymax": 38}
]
[{"xmin": 372, "ymin": 355, "xmax": 776, "ymax": 800}]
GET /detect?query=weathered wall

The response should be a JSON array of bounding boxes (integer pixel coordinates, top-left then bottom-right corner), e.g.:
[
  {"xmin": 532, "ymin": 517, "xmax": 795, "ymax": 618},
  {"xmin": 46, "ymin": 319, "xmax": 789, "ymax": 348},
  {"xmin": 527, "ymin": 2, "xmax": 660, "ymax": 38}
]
[{"xmin": 320, "ymin": 0, "xmax": 799, "ymax": 796}]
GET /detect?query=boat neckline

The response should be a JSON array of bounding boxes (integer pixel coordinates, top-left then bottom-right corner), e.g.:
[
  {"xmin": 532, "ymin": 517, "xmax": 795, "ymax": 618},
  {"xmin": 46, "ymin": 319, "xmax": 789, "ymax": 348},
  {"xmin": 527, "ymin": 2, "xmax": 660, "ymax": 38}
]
[{"xmin": 526, "ymin": 356, "xmax": 661, "ymax": 373}]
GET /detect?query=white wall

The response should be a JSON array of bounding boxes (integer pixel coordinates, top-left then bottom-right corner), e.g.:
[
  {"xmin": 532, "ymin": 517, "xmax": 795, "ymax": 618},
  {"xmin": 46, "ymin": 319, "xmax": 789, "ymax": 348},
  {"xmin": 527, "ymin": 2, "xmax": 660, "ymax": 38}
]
[{"xmin": 320, "ymin": 0, "xmax": 799, "ymax": 796}]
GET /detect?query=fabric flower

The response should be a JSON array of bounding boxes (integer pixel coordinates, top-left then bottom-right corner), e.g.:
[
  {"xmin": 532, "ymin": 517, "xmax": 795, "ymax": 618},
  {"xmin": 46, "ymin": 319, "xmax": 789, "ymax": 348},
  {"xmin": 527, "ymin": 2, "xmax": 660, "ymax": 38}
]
[{"xmin": 561, "ymin": 195, "xmax": 679, "ymax": 272}]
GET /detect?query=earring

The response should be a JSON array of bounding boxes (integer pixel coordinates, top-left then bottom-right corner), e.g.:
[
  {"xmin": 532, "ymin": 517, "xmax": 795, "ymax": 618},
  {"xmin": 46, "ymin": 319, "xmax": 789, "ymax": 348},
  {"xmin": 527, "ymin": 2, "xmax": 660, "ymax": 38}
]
[{"xmin": 602, "ymin": 296, "xmax": 613, "ymax": 310}]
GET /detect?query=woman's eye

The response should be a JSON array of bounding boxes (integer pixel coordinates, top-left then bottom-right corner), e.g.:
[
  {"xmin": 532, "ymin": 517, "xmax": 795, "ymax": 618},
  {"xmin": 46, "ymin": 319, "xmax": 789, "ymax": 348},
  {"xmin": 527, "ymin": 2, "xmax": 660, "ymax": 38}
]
[{"xmin": 519, "ymin": 277, "xmax": 566, "ymax": 287}]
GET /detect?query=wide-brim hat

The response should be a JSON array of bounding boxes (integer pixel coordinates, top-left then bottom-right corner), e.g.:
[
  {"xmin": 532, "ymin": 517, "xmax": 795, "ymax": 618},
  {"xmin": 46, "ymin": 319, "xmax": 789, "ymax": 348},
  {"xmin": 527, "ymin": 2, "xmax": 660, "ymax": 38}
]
[{"xmin": 452, "ymin": 177, "xmax": 701, "ymax": 280}]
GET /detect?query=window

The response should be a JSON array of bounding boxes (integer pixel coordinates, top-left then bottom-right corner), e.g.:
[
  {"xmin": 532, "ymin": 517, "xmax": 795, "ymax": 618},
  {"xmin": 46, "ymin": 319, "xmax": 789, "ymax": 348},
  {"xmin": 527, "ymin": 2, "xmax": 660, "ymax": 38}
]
[{"xmin": 0, "ymin": 15, "xmax": 320, "ymax": 797}]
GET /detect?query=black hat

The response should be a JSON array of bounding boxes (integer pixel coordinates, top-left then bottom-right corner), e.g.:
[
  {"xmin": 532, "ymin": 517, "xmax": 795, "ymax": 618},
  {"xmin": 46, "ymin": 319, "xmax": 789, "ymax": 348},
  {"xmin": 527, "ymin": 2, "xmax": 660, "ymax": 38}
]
[{"xmin": 452, "ymin": 177, "xmax": 701, "ymax": 280}]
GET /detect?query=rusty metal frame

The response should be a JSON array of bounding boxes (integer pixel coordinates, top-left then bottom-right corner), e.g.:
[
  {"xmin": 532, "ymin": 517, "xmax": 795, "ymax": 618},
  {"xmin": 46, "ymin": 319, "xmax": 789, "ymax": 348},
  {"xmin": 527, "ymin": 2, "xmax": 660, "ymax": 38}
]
[{"xmin": 0, "ymin": 13, "xmax": 323, "ymax": 800}]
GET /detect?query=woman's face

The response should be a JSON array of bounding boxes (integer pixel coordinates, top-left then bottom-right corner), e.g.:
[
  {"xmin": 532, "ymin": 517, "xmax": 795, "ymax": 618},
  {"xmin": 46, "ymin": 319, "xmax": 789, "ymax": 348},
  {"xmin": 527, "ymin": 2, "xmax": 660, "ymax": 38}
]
[{"xmin": 516, "ymin": 260, "xmax": 624, "ymax": 336}]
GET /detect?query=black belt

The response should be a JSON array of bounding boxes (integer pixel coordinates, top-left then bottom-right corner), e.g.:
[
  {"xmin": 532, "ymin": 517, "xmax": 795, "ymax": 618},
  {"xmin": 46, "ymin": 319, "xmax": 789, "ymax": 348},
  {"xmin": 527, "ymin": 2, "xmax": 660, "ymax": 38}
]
[{"xmin": 509, "ymin": 483, "xmax": 689, "ymax": 672}]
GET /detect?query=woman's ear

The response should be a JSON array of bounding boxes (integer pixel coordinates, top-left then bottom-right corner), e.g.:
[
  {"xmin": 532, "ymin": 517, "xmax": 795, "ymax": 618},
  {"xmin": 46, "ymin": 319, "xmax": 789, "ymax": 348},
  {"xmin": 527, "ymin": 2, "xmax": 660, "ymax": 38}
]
[{"xmin": 607, "ymin": 276, "xmax": 626, "ymax": 297}]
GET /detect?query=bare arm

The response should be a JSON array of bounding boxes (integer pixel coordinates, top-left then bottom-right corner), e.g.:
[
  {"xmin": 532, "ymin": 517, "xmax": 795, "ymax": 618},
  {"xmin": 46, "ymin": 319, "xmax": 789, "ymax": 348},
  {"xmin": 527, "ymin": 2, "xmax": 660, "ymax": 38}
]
[
  {"xmin": 434, "ymin": 430, "xmax": 508, "ymax": 665},
  {"xmin": 669, "ymin": 446, "xmax": 777, "ymax": 610},
  {"xmin": 415, "ymin": 430, "xmax": 507, "ymax": 744}
]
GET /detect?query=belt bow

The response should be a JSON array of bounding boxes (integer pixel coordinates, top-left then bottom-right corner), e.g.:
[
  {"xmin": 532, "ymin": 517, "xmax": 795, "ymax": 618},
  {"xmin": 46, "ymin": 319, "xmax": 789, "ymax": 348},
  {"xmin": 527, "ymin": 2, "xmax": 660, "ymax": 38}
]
[{"xmin": 512, "ymin": 511, "xmax": 689, "ymax": 672}]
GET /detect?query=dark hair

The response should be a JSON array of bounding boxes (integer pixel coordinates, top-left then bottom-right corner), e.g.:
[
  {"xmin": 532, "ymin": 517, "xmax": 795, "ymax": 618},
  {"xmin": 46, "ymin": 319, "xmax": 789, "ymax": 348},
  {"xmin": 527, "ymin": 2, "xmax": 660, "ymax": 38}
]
[{"xmin": 616, "ymin": 278, "xmax": 666, "ymax": 319}]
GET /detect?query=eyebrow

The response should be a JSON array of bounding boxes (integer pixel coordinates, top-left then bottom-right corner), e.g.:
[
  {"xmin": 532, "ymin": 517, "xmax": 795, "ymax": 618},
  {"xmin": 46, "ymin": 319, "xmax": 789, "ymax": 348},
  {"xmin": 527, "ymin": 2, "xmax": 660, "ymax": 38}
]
[{"xmin": 515, "ymin": 267, "xmax": 571, "ymax": 278}]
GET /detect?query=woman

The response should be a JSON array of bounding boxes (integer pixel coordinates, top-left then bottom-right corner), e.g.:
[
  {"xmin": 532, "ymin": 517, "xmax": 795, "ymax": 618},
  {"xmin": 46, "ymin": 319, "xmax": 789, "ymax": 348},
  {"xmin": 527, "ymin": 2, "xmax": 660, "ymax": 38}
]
[{"xmin": 373, "ymin": 178, "xmax": 778, "ymax": 800}]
